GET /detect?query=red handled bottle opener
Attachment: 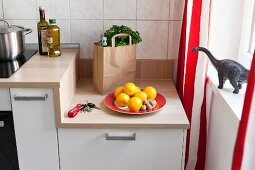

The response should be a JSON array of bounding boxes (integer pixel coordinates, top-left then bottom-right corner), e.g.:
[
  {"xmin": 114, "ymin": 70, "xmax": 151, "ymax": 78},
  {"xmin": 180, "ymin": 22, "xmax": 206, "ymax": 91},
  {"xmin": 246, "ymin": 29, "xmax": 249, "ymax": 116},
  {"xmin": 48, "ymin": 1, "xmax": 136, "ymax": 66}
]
[{"xmin": 67, "ymin": 104, "xmax": 84, "ymax": 118}]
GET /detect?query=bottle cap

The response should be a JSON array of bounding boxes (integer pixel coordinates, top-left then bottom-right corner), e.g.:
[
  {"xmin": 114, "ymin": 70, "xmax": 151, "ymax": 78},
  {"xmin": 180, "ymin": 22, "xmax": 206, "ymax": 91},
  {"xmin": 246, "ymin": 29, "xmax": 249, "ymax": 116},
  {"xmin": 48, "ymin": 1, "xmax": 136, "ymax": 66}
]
[
  {"xmin": 39, "ymin": 6, "xmax": 45, "ymax": 10},
  {"xmin": 49, "ymin": 19, "xmax": 56, "ymax": 24}
]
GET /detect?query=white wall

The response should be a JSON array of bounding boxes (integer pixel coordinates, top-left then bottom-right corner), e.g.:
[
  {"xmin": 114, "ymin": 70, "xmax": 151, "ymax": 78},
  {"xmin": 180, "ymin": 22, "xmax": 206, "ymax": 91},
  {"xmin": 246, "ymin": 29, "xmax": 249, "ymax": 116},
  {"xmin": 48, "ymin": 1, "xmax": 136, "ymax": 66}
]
[
  {"xmin": 205, "ymin": 84, "xmax": 239, "ymax": 170},
  {"xmin": 205, "ymin": 0, "xmax": 245, "ymax": 169},
  {"xmin": 209, "ymin": 0, "xmax": 245, "ymax": 60},
  {"xmin": 0, "ymin": 0, "xmax": 184, "ymax": 60}
]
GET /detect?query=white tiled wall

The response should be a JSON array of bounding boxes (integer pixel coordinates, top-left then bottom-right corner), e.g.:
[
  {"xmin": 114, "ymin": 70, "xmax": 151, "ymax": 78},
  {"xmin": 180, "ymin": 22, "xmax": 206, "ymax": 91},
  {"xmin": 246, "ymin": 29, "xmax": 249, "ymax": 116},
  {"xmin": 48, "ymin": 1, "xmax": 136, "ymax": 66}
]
[
  {"xmin": 137, "ymin": 21, "xmax": 169, "ymax": 59},
  {"xmin": 137, "ymin": 0, "xmax": 170, "ymax": 20},
  {"xmin": 0, "ymin": 0, "xmax": 184, "ymax": 59}
]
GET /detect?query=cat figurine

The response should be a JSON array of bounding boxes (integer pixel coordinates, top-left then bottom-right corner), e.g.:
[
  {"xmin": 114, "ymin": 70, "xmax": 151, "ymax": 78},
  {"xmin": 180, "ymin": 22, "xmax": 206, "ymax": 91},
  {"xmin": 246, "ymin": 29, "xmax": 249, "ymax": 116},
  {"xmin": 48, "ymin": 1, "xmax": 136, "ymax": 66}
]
[{"xmin": 192, "ymin": 47, "xmax": 250, "ymax": 94}]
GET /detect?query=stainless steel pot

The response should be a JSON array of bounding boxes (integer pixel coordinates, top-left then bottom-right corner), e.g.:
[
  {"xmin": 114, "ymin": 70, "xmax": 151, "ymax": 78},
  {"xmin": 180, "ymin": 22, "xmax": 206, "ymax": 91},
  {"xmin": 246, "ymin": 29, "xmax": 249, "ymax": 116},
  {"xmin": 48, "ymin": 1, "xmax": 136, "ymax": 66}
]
[{"xmin": 0, "ymin": 19, "xmax": 32, "ymax": 60}]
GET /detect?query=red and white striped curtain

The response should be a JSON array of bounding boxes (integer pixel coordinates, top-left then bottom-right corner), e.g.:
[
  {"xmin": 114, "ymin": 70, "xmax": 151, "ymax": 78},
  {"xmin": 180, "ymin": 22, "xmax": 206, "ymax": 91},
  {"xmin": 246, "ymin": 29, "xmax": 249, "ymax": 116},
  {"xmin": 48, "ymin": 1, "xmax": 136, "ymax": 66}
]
[
  {"xmin": 176, "ymin": 0, "xmax": 211, "ymax": 169},
  {"xmin": 232, "ymin": 53, "xmax": 255, "ymax": 170}
]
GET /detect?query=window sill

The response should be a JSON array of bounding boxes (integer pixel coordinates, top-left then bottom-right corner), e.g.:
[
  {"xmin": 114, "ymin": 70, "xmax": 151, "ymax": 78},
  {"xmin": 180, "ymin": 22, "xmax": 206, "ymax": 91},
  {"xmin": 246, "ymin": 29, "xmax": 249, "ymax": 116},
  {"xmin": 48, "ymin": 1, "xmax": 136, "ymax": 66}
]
[{"xmin": 207, "ymin": 66, "xmax": 246, "ymax": 120}]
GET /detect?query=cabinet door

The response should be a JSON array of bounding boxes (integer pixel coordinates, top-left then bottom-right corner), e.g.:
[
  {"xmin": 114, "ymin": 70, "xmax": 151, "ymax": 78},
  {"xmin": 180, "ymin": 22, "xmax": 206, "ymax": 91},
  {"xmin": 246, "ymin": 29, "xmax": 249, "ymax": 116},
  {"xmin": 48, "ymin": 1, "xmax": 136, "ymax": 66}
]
[
  {"xmin": 0, "ymin": 88, "xmax": 11, "ymax": 111},
  {"xmin": 10, "ymin": 88, "xmax": 59, "ymax": 170},
  {"xmin": 59, "ymin": 129, "xmax": 185, "ymax": 170}
]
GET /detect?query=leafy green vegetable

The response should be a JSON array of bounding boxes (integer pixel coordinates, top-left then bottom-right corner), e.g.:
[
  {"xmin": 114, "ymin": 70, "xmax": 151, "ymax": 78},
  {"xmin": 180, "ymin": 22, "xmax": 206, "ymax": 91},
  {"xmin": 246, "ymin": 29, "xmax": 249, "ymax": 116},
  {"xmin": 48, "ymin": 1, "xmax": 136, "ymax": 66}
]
[{"xmin": 104, "ymin": 25, "xmax": 142, "ymax": 47}]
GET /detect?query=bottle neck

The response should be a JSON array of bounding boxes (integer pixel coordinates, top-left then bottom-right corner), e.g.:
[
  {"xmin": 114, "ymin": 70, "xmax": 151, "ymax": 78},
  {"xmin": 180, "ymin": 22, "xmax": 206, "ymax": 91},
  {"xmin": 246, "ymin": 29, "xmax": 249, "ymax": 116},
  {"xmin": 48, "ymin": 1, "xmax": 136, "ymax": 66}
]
[{"xmin": 39, "ymin": 10, "xmax": 45, "ymax": 21}]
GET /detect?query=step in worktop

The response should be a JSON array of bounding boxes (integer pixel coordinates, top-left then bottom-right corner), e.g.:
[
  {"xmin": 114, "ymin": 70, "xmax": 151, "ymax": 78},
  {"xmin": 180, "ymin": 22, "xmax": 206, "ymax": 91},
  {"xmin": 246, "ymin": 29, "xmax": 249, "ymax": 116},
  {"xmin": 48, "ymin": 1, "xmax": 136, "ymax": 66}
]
[{"xmin": 59, "ymin": 79, "xmax": 190, "ymax": 129}]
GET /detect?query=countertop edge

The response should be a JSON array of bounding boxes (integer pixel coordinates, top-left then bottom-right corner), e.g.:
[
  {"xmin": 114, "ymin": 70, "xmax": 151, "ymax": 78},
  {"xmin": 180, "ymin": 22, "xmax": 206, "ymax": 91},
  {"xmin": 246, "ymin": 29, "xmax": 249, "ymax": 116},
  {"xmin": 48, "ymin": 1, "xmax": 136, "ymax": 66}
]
[
  {"xmin": 0, "ymin": 82, "xmax": 60, "ymax": 88},
  {"xmin": 58, "ymin": 123, "xmax": 190, "ymax": 129}
]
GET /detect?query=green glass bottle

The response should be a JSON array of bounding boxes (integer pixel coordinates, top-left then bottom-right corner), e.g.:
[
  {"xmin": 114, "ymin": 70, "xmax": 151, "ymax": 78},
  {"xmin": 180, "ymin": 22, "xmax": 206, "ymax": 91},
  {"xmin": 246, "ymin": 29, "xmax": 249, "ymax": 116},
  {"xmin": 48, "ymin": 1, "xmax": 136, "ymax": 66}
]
[
  {"xmin": 37, "ymin": 6, "xmax": 48, "ymax": 55},
  {"xmin": 46, "ymin": 19, "xmax": 61, "ymax": 57}
]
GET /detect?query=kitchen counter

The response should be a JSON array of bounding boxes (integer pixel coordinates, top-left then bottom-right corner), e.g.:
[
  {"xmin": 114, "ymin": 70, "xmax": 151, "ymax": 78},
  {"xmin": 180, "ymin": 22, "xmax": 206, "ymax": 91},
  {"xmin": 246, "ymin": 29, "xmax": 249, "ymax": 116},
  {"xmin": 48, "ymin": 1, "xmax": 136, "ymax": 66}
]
[
  {"xmin": 59, "ymin": 79, "xmax": 190, "ymax": 129},
  {"xmin": 0, "ymin": 48, "xmax": 79, "ymax": 88},
  {"xmin": 0, "ymin": 48, "xmax": 79, "ymax": 127},
  {"xmin": 0, "ymin": 48, "xmax": 189, "ymax": 129}
]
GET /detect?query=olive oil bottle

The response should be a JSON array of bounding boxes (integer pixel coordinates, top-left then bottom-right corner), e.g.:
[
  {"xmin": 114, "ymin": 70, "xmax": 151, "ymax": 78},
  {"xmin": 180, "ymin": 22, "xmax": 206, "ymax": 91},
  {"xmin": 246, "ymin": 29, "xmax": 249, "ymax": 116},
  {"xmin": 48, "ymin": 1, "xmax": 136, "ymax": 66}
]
[
  {"xmin": 47, "ymin": 19, "xmax": 61, "ymax": 57},
  {"xmin": 37, "ymin": 6, "xmax": 48, "ymax": 55}
]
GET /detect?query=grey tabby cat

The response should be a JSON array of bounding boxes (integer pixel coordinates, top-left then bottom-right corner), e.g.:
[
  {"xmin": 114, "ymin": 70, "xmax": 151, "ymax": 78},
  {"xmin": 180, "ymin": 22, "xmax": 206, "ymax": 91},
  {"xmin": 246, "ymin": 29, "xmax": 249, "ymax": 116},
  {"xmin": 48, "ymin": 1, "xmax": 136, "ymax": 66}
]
[{"xmin": 192, "ymin": 47, "xmax": 250, "ymax": 94}]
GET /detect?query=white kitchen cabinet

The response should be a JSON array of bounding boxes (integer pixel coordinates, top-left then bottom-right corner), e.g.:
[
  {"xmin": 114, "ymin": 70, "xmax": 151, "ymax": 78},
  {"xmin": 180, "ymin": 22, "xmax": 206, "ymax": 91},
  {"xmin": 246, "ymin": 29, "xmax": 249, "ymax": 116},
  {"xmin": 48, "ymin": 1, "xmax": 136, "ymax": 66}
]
[
  {"xmin": 0, "ymin": 88, "xmax": 11, "ymax": 111},
  {"xmin": 58, "ymin": 128, "xmax": 186, "ymax": 170},
  {"xmin": 10, "ymin": 88, "xmax": 59, "ymax": 170}
]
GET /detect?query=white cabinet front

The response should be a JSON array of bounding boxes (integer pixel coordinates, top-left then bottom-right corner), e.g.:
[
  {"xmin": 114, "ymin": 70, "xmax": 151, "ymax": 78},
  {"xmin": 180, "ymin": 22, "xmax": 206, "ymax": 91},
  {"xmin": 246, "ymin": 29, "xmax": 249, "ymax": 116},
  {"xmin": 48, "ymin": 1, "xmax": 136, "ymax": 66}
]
[
  {"xmin": 10, "ymin": 88, "xmax": 59, "ymax": 170},
  {"xmin": 0, "ymin": 88, "xmax": 11, "ymax": 111},
  {"xmin": 58, "ymin": 129, "xmax": 185, "ymax": 170}
]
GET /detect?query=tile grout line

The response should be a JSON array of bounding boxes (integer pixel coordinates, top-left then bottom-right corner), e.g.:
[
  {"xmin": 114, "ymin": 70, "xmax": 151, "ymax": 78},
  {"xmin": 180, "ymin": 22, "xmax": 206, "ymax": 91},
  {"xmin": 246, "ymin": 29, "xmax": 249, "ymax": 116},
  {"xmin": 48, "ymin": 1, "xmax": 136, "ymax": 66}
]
[
  {"xmin": 136, "ymin": 0, "xmax": 138, "ymax": 30},
  {"xmin": 34, "ymin": 0, "xmax": 38, "ymax": 44},
  {"xmin": 167, "ymin": 0, "xmax": 172, "ymax": 60},
  {"xmin": 68, "ymin": 0, "xmax": 72, "ymax": 42},
  {"xmin": 35, "ymin": 0, "xmax": 38, "ymax": 20},
  {"xmin": 1, "ymin": 0, "xmax": 4, "ymax": 19},
  {"xmin": 103, "ymin": 0, "xmax": 105, "ymax": 32}
]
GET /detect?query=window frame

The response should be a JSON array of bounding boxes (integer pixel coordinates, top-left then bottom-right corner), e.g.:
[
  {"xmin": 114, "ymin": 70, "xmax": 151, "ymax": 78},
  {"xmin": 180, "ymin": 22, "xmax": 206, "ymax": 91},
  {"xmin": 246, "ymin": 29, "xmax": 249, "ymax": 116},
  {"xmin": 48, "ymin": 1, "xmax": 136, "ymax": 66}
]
[{"xmin": 238, "ymin": 0, "xmax": 255, "ymax": 69}]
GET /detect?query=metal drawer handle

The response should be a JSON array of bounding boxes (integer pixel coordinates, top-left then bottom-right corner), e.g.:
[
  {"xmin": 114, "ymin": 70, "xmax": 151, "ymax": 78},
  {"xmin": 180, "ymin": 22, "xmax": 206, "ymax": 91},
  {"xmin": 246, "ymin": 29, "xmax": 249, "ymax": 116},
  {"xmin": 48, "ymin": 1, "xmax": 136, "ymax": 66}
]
[
  {"xmin": 14, "ymin": 94, "xmax": 48, "ymax": 101},
  {"xmin": 105, "ymin": 133, "xmax": 136, "ymax": 141}
]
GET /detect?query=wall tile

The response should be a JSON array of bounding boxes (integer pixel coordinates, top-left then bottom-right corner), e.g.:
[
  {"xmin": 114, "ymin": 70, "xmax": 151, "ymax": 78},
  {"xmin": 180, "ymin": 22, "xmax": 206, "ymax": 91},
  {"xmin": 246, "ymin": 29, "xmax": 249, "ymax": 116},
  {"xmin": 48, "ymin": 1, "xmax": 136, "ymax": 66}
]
[
  {"xmin": 137, "ymin": 0, "xmax": 170, "ymax": 20},
  {"xmin": 137, "ymin": 21, "xmax": 168, "ymax": 59},
  {"xmin": 169, "ymin": 0, "xmax": 184, "ymax": 20},
  {"xmin": 36, "ymin": 0, "xmax": 70, "ymax": 19},
  {"xmin": 6, "ymin": 20, "xmax": 37, "ymax": 43},
  {"xmin": 3, "ymin": 0, "xmax": 36, "ymax": 19},
  {"xmin": 55, "ymin": 20, "xmax": 71, "ymax": 43},
  {"xmin": 104, "ymin": 0, "xmax": 136, "ymax": 19},
  {"xmin": 104, "ymin": 20, "xmax": 136, "ymax": 32},
  {"xmin": 168, "ymin": 21, "xmax": 182, "ymax": 59},
  {"xmin": 71, "ymin": 20, "xmax": 103, "ymax": 58},
  {"xmin": 70, "ymin": 0, "xmax": 103, "ymax": 19}
]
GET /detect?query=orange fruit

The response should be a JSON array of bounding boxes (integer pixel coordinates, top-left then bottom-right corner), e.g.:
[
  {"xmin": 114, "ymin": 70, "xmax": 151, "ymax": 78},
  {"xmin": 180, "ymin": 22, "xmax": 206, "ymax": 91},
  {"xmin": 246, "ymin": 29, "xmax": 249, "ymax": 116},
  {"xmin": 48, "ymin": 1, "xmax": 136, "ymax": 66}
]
[
  {"xmin": 123, "ymin": 82, "xmax": 137, "ymax": 96},
  {"xmin": 114, "ymin": 87, "xmax": 124, "ymax": 98},
  {"xmin": 135, "ymin": 86, "xmax": 141, "ymax": 93},
  {"xmin": 143, "ymin": 86, "xmax": 157, "ymax": 100},
  {"xmin": 128, "ymin": 97, "xmax": 142, "ymax": 112},
  {"xmin": 116, "ymin": 93, "xmax": 130, "ymax": 107},
  {"xmin": 133, "ymin": 91, "xmax": 147, "ymax": 102}
]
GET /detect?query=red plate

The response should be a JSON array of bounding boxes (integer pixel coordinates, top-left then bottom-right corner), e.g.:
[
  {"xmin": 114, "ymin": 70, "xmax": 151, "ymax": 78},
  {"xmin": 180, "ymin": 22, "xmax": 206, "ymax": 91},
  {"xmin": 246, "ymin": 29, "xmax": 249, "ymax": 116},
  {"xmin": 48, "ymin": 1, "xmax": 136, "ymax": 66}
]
[{"xmin": 104, "ymin": 92, "xmax": 166, "ymax": 115}]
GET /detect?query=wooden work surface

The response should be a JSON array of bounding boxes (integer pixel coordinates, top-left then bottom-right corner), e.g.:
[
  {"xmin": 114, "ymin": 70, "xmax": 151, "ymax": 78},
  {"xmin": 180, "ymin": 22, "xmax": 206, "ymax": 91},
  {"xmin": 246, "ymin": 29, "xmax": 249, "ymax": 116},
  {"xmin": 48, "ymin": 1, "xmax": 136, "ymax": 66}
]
[
  {"xmin": 0, "ymin": 49, "xmax": 79, "ymax": 88},
  {"xmin": 59, "ymin": 79, "xmax": 190, "ymax": 129},
  {"xmin": 0, "ymin": 49, "xmax": 189, "ymax": 129}
]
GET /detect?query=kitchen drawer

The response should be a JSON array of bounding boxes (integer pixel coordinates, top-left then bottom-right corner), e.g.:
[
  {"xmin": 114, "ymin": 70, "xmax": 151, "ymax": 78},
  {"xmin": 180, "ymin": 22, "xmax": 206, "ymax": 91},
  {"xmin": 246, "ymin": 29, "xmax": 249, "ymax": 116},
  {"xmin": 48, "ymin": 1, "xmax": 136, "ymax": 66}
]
[
  {"xmin": 58, "ymin": 129, "xmax": 185, "ymax": 170},
  {"xmin": 0, "ymin": 88, "xmax": 11, "ymax": 111}
]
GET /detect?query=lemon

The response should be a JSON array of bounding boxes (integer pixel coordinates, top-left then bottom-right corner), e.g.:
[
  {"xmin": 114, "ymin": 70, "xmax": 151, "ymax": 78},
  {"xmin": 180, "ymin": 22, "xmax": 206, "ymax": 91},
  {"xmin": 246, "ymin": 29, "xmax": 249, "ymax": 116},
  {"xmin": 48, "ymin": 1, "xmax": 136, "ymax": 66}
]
[
  {"xmin": 123, "ymin": 82, "xmax": 137, "ymax": 96},
  {"xmin": 133, "ymin": 91, "xmax": 147, "ymax": 102},
  {"xmin": 116, "ymin": 93, "xmax": 130, "ymax": 107},
  {"xmin": 128, "ymin": 97, "xmax": 142, "ymax": 112},
  {"xmin": 114, "ymin": 87, "xmax": 124, "ymax": 98},
  {"xmin": 143, "ymin": 86, "xmax": 157, "ymax": 100}
]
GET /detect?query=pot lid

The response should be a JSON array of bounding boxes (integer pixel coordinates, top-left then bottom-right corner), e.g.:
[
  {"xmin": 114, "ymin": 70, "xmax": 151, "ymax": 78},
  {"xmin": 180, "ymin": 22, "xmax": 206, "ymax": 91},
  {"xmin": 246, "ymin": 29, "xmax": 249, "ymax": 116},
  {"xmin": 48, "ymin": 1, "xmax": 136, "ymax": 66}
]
[{"xmin": 0, "ymin": 19, "xmax": 25, "ymax": 33}]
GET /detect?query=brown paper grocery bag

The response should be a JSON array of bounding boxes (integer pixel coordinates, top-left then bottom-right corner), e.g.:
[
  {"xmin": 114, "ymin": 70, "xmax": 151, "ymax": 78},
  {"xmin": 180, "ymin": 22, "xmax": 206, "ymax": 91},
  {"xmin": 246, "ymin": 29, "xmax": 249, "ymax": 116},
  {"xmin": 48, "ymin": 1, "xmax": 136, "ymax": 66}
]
[{"xmin": 93, "ymin": 33, "xmax": 136, "ymax": 94}]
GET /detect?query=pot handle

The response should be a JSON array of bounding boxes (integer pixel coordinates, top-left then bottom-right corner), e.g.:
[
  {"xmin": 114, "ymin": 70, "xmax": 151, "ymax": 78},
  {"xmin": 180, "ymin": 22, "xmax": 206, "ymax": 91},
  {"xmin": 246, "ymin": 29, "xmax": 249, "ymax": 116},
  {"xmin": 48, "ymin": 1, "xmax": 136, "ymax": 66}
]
[
  {"xmin": 0, "ymin": 19, "xmax": 11, "ymax": 26},
  {"xmin": 12, "ymin": 25, "xmax": 33, "ymax": 35},
  {"xmin": 23, "ymin": 28, "xmax": 33, "ymax": 35}
]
